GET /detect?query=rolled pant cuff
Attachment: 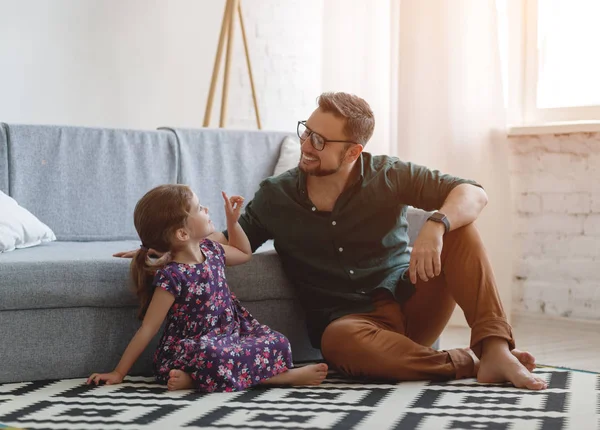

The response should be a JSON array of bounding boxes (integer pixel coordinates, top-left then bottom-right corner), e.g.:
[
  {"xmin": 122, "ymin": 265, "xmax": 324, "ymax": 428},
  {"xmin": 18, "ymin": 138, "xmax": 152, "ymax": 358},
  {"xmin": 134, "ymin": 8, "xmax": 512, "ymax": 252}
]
[
  {"xmin": 447, "ymin": 348, "xmax": 477, "ymax": 379},
  {"xmin": 470, "ymin": 317, "xmax": 515, "ymax": 358}
]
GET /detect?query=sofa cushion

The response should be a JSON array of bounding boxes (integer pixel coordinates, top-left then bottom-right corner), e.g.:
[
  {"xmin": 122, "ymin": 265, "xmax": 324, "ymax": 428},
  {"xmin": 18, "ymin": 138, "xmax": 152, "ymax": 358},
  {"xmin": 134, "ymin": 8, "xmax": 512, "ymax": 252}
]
[
  {"xmin": 0, "ymin": 241, "xmax": 296, "ymax": 311},
  {"xmin": 0, "ymin": 123, "xmax": 7, "ymax": 194},
  {"xmin": 272, "ymin": 136, "xmax": 301, "ymax": 177},
  {"xmin": 5, "ymin": 124, "xmax": 178, "ymax": 241},
  {"xmin": 0, "ymin": 240, "xmax": 139, "ymax": 311},
  {"xmin": 226, "ymin": 248, "xmax": 297, "ymax": 302},
  {"xmin": 162, "ymin": 127, "xmax": 292, "ymax": 231}
]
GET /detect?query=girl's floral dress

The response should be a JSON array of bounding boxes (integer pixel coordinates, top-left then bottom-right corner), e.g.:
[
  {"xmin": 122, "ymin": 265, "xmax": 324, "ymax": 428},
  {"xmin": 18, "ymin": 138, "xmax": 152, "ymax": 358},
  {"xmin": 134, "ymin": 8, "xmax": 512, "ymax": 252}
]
[{"xmin": 152, "ymin": 239, "xmax": 293, "ymax": 392}]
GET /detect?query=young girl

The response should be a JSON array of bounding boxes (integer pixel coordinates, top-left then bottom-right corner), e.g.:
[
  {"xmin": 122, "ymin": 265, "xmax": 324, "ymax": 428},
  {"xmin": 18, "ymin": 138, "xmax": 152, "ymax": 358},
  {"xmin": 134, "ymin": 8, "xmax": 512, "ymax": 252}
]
[{"xmin": 87, "ymin": 184, "xmax": 328, "ymax": 392}]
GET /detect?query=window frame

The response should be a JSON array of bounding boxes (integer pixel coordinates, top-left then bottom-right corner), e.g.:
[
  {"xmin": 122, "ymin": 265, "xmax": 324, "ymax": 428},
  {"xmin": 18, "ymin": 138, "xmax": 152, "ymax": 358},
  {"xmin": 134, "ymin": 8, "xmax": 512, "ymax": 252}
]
[{"xmin": 522, "ymin": 0, "xmax": 600, "ymax": 124}]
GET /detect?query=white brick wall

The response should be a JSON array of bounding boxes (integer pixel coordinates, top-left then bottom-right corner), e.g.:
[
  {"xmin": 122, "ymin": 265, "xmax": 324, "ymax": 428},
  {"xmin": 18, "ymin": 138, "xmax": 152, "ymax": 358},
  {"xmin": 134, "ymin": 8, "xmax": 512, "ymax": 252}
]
[
  {"xmin": 509, "ymin": 132, "xmax": 600, "ymax": 320},
  {"xmin": 217, "ymin": 0, "xmax": 323, "ymax": 131}
]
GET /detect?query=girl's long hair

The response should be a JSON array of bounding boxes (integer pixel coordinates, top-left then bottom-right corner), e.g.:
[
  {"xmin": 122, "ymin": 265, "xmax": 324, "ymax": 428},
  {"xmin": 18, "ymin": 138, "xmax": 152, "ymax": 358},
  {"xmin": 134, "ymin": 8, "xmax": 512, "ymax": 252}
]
[{"xmin": 130, "ymin": 184, "xmax": 193, "ymax": 319}]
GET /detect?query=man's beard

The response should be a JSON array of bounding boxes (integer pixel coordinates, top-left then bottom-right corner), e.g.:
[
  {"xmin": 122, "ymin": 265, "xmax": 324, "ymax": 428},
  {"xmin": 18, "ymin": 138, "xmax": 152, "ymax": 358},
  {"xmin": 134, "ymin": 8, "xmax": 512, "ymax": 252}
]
[{"xmin": 298, "ymin": 153, "xmax": 345, "ymax": 177}]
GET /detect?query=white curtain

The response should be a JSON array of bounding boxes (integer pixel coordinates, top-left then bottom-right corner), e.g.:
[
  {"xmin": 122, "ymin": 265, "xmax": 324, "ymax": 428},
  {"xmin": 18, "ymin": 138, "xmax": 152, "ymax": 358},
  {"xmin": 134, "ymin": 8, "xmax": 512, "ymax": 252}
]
[
  {"xmin": 323, "ymin": 0, "xmax": 513, "ymax": 325},
  {"xmin": 321, "ymin": 0, "xmax": 393, "ymax": 156}
]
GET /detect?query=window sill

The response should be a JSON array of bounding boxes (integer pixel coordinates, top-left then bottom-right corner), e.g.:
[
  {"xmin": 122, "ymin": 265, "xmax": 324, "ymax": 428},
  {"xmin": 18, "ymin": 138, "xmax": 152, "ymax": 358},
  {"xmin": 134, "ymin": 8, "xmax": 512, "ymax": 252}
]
[{"xmin": 508, "ymin": 121, "xmax": 600, "ymax": 136}]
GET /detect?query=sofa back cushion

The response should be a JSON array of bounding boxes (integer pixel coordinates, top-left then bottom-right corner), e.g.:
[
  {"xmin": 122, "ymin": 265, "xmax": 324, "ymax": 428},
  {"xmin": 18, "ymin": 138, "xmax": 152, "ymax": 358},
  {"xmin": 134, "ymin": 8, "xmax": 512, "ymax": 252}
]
[
  {"xmin": 5, "ymin": 124, "xmax": 178, "ymax": 241},
  {"xmin": 165, "ymin": 127, "xmax": 291, "ymax": 231},
  {"xmin": 0, "ymin": 124, "xmax": 8, "ymax": 194}
]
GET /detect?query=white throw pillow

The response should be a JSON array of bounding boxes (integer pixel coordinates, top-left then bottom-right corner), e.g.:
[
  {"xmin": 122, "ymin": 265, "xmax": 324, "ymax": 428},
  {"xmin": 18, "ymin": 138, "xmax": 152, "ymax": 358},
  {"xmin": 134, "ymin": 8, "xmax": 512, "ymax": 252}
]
[
  {"xmin": 0, "ymin": 191, "xmax": 56, "ymax": 252},
  {"xmin": 272, "ymin": 136, "xmax": 301, "ymax": 177}
]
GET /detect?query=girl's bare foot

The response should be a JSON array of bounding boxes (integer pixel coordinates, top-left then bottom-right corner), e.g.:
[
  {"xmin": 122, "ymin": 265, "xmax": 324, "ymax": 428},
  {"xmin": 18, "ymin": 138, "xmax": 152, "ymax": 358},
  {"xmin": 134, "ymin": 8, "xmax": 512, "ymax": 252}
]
[
  {"xmin": 262, "ymin": 363, "xmax": 329, "ymax": 386},
  {"xmin": 477, "ymin": 337, "xmax": 547, "ymax": 390},
  {"xmin": 167, "ymin": 369, "xmax": 194, "ymax": 391}
]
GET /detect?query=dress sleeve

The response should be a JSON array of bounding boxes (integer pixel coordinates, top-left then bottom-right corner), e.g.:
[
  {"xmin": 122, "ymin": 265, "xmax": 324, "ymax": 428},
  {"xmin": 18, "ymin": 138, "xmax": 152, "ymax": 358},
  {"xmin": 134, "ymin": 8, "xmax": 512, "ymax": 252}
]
[
  {"xmin": 152, "ymin": 267, "xmax": 182, "ymax": 298},
  {"xmin": 202, "ymin": 239, "xmax": 226, "ymax": 266}
]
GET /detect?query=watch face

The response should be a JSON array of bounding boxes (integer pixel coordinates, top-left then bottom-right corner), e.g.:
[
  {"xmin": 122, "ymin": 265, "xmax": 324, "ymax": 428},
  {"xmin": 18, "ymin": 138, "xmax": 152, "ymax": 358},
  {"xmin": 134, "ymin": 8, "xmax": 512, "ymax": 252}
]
[{"xmin": 431, "ymin": 212, "xmax": 445, "ymax": 221}]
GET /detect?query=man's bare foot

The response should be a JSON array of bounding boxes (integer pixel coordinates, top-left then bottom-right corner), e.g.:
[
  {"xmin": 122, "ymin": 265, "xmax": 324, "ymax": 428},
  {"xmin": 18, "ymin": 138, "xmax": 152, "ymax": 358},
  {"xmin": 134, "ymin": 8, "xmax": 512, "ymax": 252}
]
[
  {"xmin": 511, "ymin": 349, "xmax": 536, "ymax": 372},
  {"xmin": 261, "ymin": 363, "xmax": 329, "ymax": 386},
  {"xmin": 167, "ymin": 369, "xmax": 194, "ymax": 391},
  {"xmin": 466, "ymin": 347, "xmax": 536, "ymax": 374},
  {"xmin": 477, "ymin": 337, "xmax": 547, "ymax": 390}
]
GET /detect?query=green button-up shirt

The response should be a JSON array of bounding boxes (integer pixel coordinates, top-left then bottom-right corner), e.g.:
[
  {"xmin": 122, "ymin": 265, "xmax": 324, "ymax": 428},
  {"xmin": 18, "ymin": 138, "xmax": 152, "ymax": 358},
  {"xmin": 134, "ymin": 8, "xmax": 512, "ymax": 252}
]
[{"xmin": 227, "ymin": 153, "xmax": 480, "ymax": 348}]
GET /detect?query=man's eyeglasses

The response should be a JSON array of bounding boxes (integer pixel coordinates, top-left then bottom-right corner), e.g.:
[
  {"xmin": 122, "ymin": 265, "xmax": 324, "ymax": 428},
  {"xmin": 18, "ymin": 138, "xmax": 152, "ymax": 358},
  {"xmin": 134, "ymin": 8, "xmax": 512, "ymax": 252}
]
[{"xmin": 297, "ymin": 121, "xmax": 357, "ymax": 151}]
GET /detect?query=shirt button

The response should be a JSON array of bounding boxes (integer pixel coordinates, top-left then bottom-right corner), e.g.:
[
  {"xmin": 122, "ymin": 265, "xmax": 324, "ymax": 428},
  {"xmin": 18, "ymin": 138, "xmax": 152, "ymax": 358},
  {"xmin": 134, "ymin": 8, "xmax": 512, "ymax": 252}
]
[
  {"xmin": 332, "ymin": 221, "xmax": 337, "ymax": 226},
  {"xmin": 358, "ymin": 288, "xmax": 368, "ymax": 294},
  {"xmin": 311, "ymin": 207, "xmax": 316, "ymax": 211},
  {"xmin": 338, "ymin": 247, "xmax": 343, "ymax": 252},
  {"xmin": 349, "ymin": 270, "xmax": 354, "ymax": 275}
]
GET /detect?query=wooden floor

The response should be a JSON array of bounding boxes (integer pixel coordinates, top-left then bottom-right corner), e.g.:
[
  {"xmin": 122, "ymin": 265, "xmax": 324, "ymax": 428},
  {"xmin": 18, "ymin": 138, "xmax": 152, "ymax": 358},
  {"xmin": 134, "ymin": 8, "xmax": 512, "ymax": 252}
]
[{"xmin": 440, "ymin": 312, "xmax": 600, "ymax": 373}]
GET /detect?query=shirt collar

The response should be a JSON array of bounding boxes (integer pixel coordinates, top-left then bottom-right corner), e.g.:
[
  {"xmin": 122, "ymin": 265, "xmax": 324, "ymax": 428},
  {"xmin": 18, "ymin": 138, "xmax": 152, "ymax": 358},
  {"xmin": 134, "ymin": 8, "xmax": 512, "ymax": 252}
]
[{"xmin": 356, "ymin": 152, "xmax": 365, "ymax": 182}]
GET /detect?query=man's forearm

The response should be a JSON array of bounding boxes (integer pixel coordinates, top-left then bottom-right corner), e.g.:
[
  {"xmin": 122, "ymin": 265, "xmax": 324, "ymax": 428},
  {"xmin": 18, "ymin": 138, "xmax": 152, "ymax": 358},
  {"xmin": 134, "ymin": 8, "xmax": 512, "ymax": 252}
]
[{"xmin": 438, "ymin": 184, "xmax": 488, "ymax": 231}]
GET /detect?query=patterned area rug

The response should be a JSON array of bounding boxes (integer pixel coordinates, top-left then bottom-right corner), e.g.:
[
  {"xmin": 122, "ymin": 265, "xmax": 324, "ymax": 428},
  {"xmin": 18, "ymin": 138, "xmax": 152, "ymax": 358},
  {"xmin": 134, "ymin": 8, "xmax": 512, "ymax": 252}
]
[{"xmin": 0, "ymin": 366, "xmax": 598, "ymax": 430}]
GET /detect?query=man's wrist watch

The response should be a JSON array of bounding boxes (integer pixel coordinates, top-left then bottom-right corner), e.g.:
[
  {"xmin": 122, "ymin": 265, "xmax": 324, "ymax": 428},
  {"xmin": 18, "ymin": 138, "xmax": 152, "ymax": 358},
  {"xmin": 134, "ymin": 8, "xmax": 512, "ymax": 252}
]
[{"xmin": 427, "ymin": 211, "xmax": 450, "ymax": 233}]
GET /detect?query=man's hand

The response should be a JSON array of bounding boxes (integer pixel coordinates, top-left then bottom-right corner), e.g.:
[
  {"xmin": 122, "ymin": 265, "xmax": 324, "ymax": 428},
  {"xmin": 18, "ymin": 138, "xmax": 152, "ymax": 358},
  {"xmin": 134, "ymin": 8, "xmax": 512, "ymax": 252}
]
[
  {"xmin": 113, "ymin": 248, "xmax": 165, "ymax": 258},
  {"xmin": 409, "ymin": 221, "xmax": 445, "ymax": 284},
  {"xmin": 113, "ymin": 250, "xmax": 137, "ymax": 258}
]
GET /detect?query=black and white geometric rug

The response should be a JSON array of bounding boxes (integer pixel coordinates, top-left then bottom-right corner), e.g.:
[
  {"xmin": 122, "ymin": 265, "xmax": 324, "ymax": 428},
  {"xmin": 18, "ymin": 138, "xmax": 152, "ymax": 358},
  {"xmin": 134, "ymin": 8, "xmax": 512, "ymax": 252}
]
[{"xmin": 0, "ymin": 366, "xmax": 598, "ymax": 430}]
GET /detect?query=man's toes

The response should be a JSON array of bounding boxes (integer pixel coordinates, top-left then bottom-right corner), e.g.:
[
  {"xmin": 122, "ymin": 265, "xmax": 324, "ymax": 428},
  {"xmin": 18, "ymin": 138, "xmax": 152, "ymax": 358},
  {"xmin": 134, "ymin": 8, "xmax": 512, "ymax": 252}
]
[
  {"xmin": 513, "ymin": 349, "xmax": 536, "ymax": 365},
  {"xmin": 523, "ymin": 376, "xmax": 547, "ymax": 390},
  {"xmin": 520, "ymin": 360, "xmax": 535, "ymax": 372}
]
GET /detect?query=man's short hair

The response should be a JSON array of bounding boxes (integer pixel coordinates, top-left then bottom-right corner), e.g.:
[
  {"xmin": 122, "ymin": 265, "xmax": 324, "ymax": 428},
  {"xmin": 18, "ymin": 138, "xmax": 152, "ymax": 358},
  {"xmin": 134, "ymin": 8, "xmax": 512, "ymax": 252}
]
[{"xmin": 317, "ymin": 92, "xmax": 375, "ymax": 146}]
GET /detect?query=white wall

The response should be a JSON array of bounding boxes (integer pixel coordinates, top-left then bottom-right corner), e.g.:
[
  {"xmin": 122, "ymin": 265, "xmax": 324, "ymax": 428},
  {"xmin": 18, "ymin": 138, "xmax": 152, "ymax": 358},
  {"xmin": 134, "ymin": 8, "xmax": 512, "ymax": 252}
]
[
  {"xmin": 0, "ymin": 0, "xmax": 323, "ymax": 132},
  {"xmin": 509, "ymin": 132, "xmax": 600, "ymax": 320}
]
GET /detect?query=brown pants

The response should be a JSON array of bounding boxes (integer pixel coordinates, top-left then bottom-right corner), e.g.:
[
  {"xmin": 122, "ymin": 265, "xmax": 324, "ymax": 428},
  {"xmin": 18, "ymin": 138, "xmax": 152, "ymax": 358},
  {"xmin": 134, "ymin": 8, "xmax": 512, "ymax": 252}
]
[{"xmin": 320, "ymin": 223, "xmax": 515, "ymax": 381}]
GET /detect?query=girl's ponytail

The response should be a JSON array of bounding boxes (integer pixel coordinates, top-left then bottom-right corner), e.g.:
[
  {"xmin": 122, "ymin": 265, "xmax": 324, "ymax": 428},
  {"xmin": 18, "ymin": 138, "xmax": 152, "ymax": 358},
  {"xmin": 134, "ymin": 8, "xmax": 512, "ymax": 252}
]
[{"xmin": 130, "ymin": 246, "xmax": 171, "ymax": 320}]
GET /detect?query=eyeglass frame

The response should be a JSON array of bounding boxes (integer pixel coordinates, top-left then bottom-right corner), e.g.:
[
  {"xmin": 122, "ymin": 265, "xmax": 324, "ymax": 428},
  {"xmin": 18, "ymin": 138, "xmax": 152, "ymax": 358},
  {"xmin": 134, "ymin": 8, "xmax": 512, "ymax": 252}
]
[{"xmin": 297, "ymin": 120, "xmax": 358, "ymax": 151}]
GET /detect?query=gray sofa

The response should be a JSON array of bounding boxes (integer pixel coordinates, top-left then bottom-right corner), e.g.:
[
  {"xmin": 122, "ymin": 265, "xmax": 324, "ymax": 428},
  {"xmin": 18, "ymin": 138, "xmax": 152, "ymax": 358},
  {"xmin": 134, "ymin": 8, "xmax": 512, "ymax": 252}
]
[{"xmin": 0, "ymin": 123, "xmax": 434, "ymax": 384}]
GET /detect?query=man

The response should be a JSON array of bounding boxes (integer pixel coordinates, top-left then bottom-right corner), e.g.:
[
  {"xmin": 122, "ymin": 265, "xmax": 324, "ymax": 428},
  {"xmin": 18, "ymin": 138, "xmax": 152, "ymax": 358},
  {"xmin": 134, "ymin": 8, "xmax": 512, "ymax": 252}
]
[{"xmin": 119, "ymin": 92, "xmax": 546, "ymax": 390}]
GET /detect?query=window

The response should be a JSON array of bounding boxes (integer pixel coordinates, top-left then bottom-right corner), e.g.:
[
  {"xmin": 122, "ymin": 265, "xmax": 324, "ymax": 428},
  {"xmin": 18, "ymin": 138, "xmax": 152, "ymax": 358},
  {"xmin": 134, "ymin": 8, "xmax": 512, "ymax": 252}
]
[{"xmin": 523, "ymin": 0, "xmax": 600, "ymax": 124}]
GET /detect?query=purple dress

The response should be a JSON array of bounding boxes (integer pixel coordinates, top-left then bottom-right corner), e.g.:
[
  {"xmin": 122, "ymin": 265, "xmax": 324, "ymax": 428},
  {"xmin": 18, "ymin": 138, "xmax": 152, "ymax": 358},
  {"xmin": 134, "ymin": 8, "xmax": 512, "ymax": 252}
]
[{"xmin": 152, "ymin": 239, "xmax": 293, "ymax": 392}]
